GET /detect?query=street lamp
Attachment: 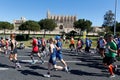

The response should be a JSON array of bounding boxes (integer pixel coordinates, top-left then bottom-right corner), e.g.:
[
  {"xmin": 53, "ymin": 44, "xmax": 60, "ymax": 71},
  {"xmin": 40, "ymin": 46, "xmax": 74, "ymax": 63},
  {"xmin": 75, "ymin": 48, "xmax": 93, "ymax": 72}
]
[{"xmin": 114, "ymin": 0, "xmax": 117, "ymax": 36}]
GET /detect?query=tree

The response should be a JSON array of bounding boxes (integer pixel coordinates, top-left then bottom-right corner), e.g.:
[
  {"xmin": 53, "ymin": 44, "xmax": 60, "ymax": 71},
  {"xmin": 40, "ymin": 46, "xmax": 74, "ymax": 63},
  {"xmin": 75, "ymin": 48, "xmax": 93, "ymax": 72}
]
[
  {"xmin": 0, "ymin": 21, "xmax": 14, "ymax": 36},
  {"xmin": 19, "ymin": 20, "xmax": 40, "ymax": 34},
  {"xmin": 73, "ymin": 19, "xmax": 92, "ymax": 33},
  {"xmin": 116, "ymin": 22, "xmax": 120, "ymax": 32},
  {"xmin": 38, "ymin": 19, "xmax": 57, "ymax": 37},
  {"xmin": 103, "ymin": 10, "xmax": 115, "ymax": 27},
  {"xmin": 0, "ymin": 21, "xmax": 14, "ymax": 30}
]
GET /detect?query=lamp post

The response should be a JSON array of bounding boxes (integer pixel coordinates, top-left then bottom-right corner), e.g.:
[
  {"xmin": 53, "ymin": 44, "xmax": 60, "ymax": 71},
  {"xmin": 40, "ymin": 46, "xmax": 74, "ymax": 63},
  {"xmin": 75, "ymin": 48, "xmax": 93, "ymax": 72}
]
[{"xmin": 114, "ymin": 0, "xmax": 117, "ymax": 36}]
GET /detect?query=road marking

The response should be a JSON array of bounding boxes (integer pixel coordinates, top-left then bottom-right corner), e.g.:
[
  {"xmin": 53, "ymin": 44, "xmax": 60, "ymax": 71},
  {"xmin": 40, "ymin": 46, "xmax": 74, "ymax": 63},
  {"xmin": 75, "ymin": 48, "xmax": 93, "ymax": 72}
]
[
  {"xmin": 20, "ymin": 60, "xmax": 82, "ymax": 63},
  {"xmin": 5, "ymin": 56, "xmax": 30, "ymax": 58},
  {"xmin": 0, "ymin": 67, "xmax": 9, "ymax": 70}
]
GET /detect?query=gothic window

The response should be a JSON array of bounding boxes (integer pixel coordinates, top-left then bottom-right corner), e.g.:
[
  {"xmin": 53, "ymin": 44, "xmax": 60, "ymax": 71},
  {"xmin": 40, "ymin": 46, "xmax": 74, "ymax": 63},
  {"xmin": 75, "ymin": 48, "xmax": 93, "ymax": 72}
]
[
  {"xmin": 59, "ymin": 25, "xmax": 63, "ymax": 29},
  {"xmin": 60, "ymin": 16, "xmax": 63, "ymax": 23}
]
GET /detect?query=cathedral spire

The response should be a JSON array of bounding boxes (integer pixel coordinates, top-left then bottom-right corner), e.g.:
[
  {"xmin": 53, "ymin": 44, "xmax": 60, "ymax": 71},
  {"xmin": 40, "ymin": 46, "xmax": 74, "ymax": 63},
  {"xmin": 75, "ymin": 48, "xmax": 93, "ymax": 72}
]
[{"xmin": 47, "ymin": 10, "xmax": 51, "ymax": 19}]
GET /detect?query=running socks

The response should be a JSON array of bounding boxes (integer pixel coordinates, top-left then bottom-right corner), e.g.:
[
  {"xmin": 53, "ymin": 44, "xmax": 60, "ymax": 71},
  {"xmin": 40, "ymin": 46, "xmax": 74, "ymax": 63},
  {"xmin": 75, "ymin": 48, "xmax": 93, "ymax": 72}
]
[{"xmin": 108, "ymin": 64, "xmax": 114, "ymax": 75}]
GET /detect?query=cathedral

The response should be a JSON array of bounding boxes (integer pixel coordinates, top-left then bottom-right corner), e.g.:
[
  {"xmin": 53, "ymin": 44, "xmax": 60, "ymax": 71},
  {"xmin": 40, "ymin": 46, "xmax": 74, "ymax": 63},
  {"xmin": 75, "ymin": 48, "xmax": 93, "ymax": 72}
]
[{"xmin": 47, "ymin": 10, "xmax": 77, "ymax": 33}]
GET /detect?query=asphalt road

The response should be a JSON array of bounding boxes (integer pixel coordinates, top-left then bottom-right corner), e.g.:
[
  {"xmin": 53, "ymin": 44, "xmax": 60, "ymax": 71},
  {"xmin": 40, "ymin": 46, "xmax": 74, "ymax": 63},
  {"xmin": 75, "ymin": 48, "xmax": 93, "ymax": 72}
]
[{"xmin": 0, "ymin": 48, "xmax": 120, "ymax": 80}]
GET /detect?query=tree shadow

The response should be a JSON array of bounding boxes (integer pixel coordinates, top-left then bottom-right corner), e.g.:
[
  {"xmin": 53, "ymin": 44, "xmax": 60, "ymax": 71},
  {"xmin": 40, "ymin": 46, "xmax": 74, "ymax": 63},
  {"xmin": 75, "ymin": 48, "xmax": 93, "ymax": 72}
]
[
  {"xmin": 51, "ymin": 75, "xmax": 61, "ymax": 78},
  {"xmin": 25, "ymin": 65, "xmax": 47, "ymax": 70},
  {"xmin": 0, "ymin": 63, "xmax": 15, "ymax": 69},
  {"xmin": 18, "ymin": 69, "xmax": 43, "ymax": 77},
  {"xmin": 18, "ymin": 69, "xmax": 61, "ymax": 78},
  {"xmin": 115, "ymin": 68, "xmax": 120, "ymax": 75},
  {"xmin": 70, "ymin": 69, "xmax": 108, "ymax": 77}
]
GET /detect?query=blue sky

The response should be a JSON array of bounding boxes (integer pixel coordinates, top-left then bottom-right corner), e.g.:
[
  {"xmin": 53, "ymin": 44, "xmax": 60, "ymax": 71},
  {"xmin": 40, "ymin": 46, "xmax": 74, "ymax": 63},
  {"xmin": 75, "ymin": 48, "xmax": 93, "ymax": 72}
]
[{"xmin": 0, "ymin": 0, "xmax": 120, "ymax": 26}]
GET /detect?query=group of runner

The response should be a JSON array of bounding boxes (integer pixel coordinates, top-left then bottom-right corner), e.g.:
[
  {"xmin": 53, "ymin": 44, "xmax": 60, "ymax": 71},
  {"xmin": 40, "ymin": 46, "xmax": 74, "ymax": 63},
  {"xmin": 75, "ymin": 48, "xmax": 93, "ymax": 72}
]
[
  {"xmin": 30, "ymin": 35, "xmax": 69, "ymax": 77},
  {"xmin": 96, "ymin": 34, "xmax": 119, "ymax": 78},
  {"xmin": 69, "ymin": 36, "xmax": 92, "ymax": 53},
  {"xmin": 67, "ymin": 34, "xmax": 119, "ymax": 78},
  {"xmin": 0, "ymin": 33, "xmax": 119, "ymax": 78},
  {"xmin": 31, "ymin": 34, "xmax": 119, "ymax": 78}
]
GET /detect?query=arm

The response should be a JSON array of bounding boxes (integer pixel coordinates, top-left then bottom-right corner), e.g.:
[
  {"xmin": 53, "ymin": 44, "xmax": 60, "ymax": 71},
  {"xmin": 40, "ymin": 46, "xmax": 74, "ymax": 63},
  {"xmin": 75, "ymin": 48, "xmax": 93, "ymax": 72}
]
[{"xmin": 108, "ymin": 46, "xmax": 117, "ymax": 53}]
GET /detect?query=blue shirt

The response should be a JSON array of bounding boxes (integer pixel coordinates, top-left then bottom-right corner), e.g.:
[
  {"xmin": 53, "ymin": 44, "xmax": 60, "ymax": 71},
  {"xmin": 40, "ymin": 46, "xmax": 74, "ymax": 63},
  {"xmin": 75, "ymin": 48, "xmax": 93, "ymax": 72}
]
[{"xmin": 56, "ymin": 41, "xmax": 62, "ymax": 54}]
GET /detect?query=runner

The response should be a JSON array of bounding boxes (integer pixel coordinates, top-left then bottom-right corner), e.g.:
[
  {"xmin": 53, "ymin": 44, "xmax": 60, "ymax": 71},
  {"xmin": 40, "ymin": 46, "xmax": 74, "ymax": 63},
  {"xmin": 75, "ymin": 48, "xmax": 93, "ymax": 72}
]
[
  {"xmin": 44, "ymin": 38, "xmax": 64, "ymax": 78},
  {"xmin": 69, "ymin": 36, "xmax": 75, "ymax": 51},
  {"xmin": 0, "ymin": 37, "xmax": 5, "ymax": 53},
  {"xmin": 103, "ymin": 34, "xmax": 117, "ymax": 78},
  {"xmin": 85, "ymin": 38, "xmax": 92, "ymax": 53},
  {"xmin": 37, "ymin": 37, "xmax": 42, "ymax": 51},
  {"xmin": 5, "ymin": 37, "xmax": 9, "ymax": 54},
  {"xmin": 9, "ymin": 33, "xmax": 21, "ymax": 68},
  {"xmin": 76, "ymin": 38, "xmax": 83, "ymax": 53},
  {"xmin": 55, "ymin": 36, "xmax": 69, "ymax": 72},
  {"xmin": 98, "ymin": 36, "xmax": 106, "ymax": 57},
  {"xmin": 41, "ymin": 37, "xmax": 46, "ymax": 52},
  {"xmin": 113, "ymin": 34, "xmax": 120, "ymax": 57},
  {"xmin": 30, "ymin": 36, "xmax": 44, "ymax": 64}
]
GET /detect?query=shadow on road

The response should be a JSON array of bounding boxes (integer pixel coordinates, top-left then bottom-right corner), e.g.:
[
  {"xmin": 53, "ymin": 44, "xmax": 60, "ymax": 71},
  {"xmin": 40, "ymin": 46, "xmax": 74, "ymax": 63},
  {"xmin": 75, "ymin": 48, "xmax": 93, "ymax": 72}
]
[
  {"xmin": 70, "ymin": 69, "xmax": 108, "ymax": 77},
  {"xmin": 18, "ymin": 69, "xmax": 43, "ymax": 77},
  {"xmin": 25, "ymin": 65, "xmax": 47, "ymax": 70},
  {"xmin": 0, "ymin": 63, "xmax": 15, "ymax": 69}
]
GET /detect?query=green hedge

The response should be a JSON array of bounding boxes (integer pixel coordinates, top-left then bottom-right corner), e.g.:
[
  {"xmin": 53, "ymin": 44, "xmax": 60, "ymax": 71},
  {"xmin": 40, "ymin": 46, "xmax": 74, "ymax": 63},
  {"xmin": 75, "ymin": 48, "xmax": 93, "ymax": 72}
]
[{"xmin": 16, "ymin": 34, "xmax": 29, "ymax": 41}]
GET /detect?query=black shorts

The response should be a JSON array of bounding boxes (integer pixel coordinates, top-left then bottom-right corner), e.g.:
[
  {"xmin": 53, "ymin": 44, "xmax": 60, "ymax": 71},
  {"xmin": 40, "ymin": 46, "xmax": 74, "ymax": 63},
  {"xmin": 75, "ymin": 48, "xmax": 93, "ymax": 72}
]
[
  {"xmin": 41, "ymin": 46, "xmax": 45, "ymax": 52},
  {"xmin": 103, "ymin": 56, "xmax": 116, "ymax": 65},
  {"xmin": 99, "ymin": 48, "xmax": 105, "ymax": 51},
  {"xmin": 11, "ymin": 48, "xmax": 17, "ymax": 54}
]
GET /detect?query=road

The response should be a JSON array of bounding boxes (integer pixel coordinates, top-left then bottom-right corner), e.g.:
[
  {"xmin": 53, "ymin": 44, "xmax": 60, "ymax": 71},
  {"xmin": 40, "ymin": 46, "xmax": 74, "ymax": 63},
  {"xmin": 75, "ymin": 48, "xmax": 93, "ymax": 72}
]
[{"xmin": 0, "ymin": 48, "xmax": 120, "ymax": 80}]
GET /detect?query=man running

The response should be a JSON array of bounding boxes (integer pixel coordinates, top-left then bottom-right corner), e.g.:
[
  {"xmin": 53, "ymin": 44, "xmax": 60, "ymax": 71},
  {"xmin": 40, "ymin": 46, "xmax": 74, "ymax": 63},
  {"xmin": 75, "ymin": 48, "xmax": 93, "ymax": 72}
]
[
  {"xmin": 30, "ymin": 36, "xmax": 44, "ymax": 64},
  {"xmin": 103, "ymin": 34, "xmax": 117, "ymax": 78},
  {"xmin": 55, "ymin": 36, "xmax": 69, "ymax": 72},
  {"xmin": 44, "ymin": 38, "xmax": 64, "ymax": 78}
]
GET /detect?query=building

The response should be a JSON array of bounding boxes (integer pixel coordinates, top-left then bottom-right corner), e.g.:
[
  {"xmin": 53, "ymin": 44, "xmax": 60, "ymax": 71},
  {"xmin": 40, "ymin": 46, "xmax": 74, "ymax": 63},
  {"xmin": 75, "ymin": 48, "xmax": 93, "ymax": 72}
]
[
  {"xmin": 47, "ymin": 10, "xmax": 77, "ymax": 33},
  {"xmin": 13, "ymin": 17, "xmax": 26, "ymax": 30}
]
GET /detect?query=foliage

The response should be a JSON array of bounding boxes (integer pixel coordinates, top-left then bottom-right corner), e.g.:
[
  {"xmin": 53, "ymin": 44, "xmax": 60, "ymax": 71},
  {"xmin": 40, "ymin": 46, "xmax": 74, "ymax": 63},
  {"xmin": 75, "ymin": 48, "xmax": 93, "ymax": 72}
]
[
  {"xmin": 102, "ymin": 10, "xmax": 114, "ymax": 27},
  {"xmin": 105, "ymin": 22, "xmax": 120, "ymax": 33},
  {"xmin": 38, "ymin": 19, "xmax": 57, "ymax": 31},
  {"xmin": 16, "ymin": 34, "xmax": 29, "ymax": 41},
  {"xmin": 73, "ymin": 19, "xmax": 92, "ymax": 32},
  {"xmin": 65, "ymin": 30, "xmax": 77, "ymax": 39},
  {"xmin": 116, "ymin": 22, "xmax": 120, "ymax": 32},
  {"xmin": 0, "ymin": 21, "xmax": 14, "ymax": 30},
  {"xmin": 98, "ymin": 32, "xmax": 105, "ymax": 36},
  {"xmin": 19, "ymin": 20, "xmax": 40, "ymax": 31}
]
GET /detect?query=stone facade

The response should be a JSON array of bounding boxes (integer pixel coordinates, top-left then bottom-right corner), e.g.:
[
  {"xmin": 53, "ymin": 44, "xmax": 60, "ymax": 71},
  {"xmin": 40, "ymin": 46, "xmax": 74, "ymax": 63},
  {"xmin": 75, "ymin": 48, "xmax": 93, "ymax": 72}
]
[
  {"xmin": 13, "ymin": 17, "xmax": 26, "ymax": 30},
  {"xmin": 47, "ymin": 10, "xmax": 76, "ymax": 33}
]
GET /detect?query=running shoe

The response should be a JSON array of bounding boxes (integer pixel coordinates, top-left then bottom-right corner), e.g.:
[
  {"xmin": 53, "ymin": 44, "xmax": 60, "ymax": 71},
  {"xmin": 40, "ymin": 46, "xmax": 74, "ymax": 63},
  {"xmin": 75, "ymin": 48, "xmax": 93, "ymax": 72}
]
[
  {"xmin": 15, "ymin": 63, "xmax": 21, "ymax": 68},
  {"xmin": 109, "ymin": 74, "xmax": 115, "ymax": 78},
  {"xmin": 65, "ymin": 66, "xmax": 70, "ymax": 73},
  {"xmin": 43, "ymin": 74, "xmax": 50, "ymax": 78},
  {"xmin": 31, "ymin": 60, "xmax": 36, "ymax": 64},
  {"xmin": 43, "ymin": 72, "xmax": 50, "ymax": 78},
  {"xmin": 40, "ymin": 60, "xmax": 44, "ymax": 64}
]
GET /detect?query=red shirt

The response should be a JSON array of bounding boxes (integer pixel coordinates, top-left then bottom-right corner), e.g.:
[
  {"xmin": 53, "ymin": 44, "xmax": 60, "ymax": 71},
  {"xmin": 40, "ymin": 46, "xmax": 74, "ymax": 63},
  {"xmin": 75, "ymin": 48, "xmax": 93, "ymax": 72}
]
[{"xmin": 32, "ymin": 38, "xmax": 38, "ymax": 53}]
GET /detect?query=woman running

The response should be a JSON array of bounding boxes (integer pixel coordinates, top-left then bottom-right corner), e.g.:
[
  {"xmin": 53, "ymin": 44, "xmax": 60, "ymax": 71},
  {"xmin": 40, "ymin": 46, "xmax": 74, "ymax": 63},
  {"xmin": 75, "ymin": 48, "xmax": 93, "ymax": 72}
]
[{"xmin": 9, "ymin": 33, "xmax": 21, "ymax": 68}]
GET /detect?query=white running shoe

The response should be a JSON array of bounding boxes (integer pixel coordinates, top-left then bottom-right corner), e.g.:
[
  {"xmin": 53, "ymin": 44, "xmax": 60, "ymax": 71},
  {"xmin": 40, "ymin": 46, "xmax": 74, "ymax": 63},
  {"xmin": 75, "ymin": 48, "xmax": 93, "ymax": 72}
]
[
  {"xmin": 43, "ymin": 74, "xmax": 50, "ymax": 78},
  {"xmin": 31, "ymin": 61, "xmax": 36, "ymax": 64},
  {"xmin": 109, "ymin": 74, "xmax": 115, "ymax": 78}
]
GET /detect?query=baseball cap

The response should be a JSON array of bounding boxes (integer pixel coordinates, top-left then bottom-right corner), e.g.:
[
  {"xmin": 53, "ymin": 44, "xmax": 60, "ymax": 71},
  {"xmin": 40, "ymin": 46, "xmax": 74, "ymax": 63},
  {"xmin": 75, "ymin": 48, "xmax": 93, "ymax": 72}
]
[{"xmin": 55, "ymin": 36, "xmax": 61, "ymax": 40}]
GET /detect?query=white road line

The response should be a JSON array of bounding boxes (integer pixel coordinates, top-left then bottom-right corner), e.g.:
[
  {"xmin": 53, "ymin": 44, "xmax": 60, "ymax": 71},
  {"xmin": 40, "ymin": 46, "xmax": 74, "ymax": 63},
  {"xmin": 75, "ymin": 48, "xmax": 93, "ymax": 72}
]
[
  {"xmin": 5, "ymin": 56, "xmax": 30, "ymax": 58},
  {"xmin": 0, "ymin": 67, "xmax": 9, "ymax": 70},
  {"xmin": 20, "ymin": 60, "xmax": 82, "ymax": 63}
]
